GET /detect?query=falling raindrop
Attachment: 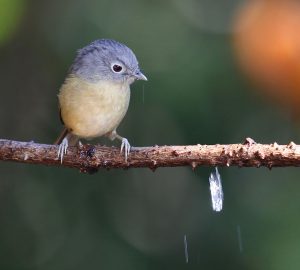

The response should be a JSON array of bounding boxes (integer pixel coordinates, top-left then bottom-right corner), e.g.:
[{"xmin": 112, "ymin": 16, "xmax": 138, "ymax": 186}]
[
  {"xmin": 209, "ymin": 167, "xmax": 224, "ymax": 212},
  {"xmin": 184, "ymin": 234, "xmax": 189, "ymax": 264},
  {"xmin": 142, "ymin": 85, "xmax": 145, "ymax": 104},
  {"xmin": 237, "ymin": 225, "xmax": 243, "ymax": 253}
]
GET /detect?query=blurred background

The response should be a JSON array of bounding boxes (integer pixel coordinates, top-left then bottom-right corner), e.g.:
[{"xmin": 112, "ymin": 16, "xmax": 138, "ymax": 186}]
[{"xmin": 1, "ymin": 0, "xmax": 300, "ymax": 269}]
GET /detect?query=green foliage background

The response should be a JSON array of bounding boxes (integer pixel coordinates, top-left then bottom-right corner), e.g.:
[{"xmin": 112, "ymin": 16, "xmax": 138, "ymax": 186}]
[{"xmin": 0, "ymin": 0, "xmax": 300, "ymax": 269}]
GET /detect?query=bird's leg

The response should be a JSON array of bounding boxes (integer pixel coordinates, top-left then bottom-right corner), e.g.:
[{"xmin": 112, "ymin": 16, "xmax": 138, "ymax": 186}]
[
  {"xmin": 57, "ymin": 133, "xmax": 79, "ymax": 163},
  {"xmin": 107, "ymin": 130, "xmax": 131, "ymax": 162}
]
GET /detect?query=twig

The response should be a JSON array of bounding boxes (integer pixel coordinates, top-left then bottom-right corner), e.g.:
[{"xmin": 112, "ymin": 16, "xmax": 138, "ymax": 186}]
[{"xmin": 0, "ymin": 138, "xmax": 300, "ymax": 173}]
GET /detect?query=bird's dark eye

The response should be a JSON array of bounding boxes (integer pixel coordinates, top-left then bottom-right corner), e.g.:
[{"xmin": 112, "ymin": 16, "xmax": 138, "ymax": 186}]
[{"xmin": 112, "ymin": 64, "xmax": 123, "ymax": 73}]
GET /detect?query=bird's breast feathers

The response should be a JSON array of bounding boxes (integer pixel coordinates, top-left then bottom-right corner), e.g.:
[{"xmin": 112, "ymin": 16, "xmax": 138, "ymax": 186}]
[{"xmin": 58, "ymin": 76, "xmax": 131, "ymax": 138}]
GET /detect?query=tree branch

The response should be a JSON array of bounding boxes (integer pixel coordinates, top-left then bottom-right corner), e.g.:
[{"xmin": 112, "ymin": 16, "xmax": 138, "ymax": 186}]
[{"xmin": 0, "ymin": 138, "xmax": 300, "ymax": 172}]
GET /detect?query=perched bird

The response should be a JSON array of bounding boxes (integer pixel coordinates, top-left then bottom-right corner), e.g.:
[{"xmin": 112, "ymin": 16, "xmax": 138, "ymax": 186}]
[{"xmin": 55, "ymin": 39, "xmax": 147, "ymax": 162}]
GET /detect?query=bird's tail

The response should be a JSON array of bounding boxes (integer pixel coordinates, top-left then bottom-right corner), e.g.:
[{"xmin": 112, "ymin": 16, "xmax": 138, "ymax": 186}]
[
  {"xmin": 54, "ymin": 128, "xmax": 69, "ymax": 145},
  {"xmin": 54, "ymin": 128, "xmax": 79, "ymax": 146}
]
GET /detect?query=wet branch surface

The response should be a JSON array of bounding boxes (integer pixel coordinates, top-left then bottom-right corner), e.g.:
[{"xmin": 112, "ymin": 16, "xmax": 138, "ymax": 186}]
[{"xmin": 1, "ymin": 138, "xmax": 300, "ymax": 173}]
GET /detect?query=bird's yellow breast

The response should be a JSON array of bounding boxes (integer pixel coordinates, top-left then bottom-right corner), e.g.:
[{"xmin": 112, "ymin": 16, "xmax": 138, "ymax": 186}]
[{"xmin": 58, "ymin": 76, "xmax": 130, "ymax": 138}]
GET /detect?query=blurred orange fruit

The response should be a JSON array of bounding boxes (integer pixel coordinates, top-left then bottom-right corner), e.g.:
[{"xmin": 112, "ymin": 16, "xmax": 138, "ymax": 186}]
[{"xmin": 233, "ymin": 0, "xmax": 300, "ymax": 112}]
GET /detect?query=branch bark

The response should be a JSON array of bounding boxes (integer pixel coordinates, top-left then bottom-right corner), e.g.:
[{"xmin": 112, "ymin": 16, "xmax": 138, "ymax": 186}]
[{"xmin": 0, "ymin": 138, "xmax": 300, "ymax": 172}]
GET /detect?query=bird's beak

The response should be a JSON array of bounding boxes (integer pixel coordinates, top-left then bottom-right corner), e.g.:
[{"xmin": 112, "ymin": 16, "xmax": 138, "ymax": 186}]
[{"xmin": 134, "ymin": 70, "xmax": 148, "ymax": 81}]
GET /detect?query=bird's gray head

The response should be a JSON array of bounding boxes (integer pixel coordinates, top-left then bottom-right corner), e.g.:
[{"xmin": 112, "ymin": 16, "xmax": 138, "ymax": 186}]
[{"xmin": 69, "ymin": 39, "xmax": 147, "ymax": 84}]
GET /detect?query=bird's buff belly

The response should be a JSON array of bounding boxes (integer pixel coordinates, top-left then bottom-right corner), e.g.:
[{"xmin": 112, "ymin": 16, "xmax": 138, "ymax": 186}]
[{"xmin": 58, "ymin": 77, "xmax": 130, "ymax": 138}]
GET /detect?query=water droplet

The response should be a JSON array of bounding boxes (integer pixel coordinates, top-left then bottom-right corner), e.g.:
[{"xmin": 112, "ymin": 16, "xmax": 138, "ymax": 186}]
[
  {"xmin": 208, "ymin": 167, "xmax": 224, "ymax": 212},
  {"xmin": 237, "ymin": 225, "xmax": 243, "ymax": 253},
  {"xmin": 184, "ymin": 234, "xmax": 189, "ymax": 263}
]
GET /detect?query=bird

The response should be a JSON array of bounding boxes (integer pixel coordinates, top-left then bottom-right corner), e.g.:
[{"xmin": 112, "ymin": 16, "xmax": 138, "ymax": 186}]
[{"xmin": 54, "ymin": 39, "xmax": 147, "ymax": 162}]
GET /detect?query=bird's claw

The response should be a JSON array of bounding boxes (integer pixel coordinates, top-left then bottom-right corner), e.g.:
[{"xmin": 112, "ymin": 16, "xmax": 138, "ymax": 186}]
[
  {"xmin": 120, "ymin": 138, "xmax": 131, "ymax": 162},
  {"xmin": 57, "ymin": 137, "xmax": 69, "ymax": 163}
]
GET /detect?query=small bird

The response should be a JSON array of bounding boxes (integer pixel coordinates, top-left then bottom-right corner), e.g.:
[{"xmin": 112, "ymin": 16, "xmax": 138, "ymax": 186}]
[{"xmin": 55, "ymin": 39, "xmax": 147, "ymax": 162}]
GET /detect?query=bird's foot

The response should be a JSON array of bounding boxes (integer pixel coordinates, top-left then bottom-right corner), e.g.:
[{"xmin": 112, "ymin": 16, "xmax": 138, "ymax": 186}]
[
  {"xmin": 57, "ymin": 137, "xmax": 69, "ymax": 163},
  {"xmin": 120, "ymin": 138, "xmax": 131, "ymax": 162}
]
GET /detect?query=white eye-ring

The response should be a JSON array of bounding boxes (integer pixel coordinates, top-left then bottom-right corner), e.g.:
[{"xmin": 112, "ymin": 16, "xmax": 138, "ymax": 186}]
[{"xmin": 111, "ymin": 63, "xmax": 124, "ymax": 73}]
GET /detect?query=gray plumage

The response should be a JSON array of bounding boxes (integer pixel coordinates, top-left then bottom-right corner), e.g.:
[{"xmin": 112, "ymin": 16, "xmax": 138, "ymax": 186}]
[{"xmin": 69, "ymin": 39, "xmax": 142, "ymax": 83}]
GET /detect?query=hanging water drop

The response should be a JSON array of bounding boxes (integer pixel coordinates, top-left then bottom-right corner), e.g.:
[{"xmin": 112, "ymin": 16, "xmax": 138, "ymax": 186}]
[{"xmin": 208, "ymin": 167, "xmax": 224, "ymax": 212}]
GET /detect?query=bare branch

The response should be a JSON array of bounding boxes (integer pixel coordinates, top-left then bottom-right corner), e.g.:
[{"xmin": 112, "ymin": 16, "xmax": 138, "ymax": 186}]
[{"xmin": 0, "ymin": 138, "xmax": 300, "ymax": 172}]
